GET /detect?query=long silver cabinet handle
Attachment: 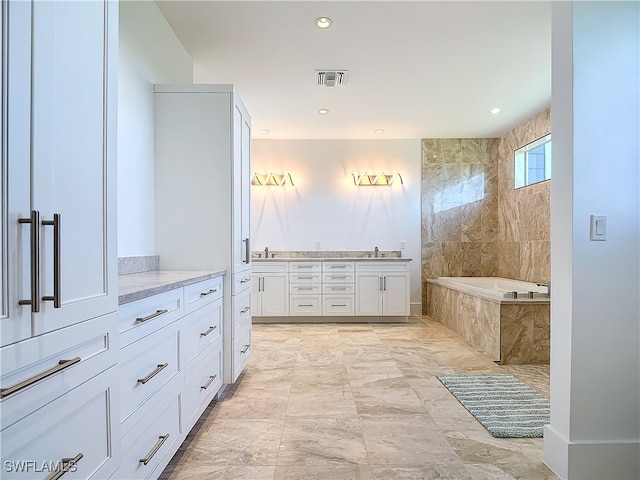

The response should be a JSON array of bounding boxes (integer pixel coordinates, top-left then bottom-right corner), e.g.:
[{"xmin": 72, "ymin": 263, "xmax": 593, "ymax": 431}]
[
  {"xmin": 240, "ymin": 277, "xmax": 251, "ymax": 284},
  {"xmin": 137, "ymin": 363, "xmax": 168, "ymax": 385},
  {"xmin": 18, "ymin": 210, "xmax": 40, "ymax": 312},
  {"xmin": 200, "ymin": 288, "xmax": 218, "ymax": 297},
  {"xmin": 135, "ymin": 309, "xmax": 169, "ymax": 324},
  {"xmin": 383, "ymin": 277, "xmax": 386, "ymax": 291},
  {"xmin": 0, "ymin": 357, "xmax": 81, "ymax": 399},
  {"xmin": 201, "ymin": 375, "xmax": 217, "ymax": 390},
  {"xmin": 240, "ymin": 344, "xmax": 251, "ymax": 354},
  {"xmin": 243, "ymin": 237, "xmax": 250, "ymax": 264},
  {"xmin": 200, "ymin": 326, "xmax": 217, "ymax": 337},
  {"xmin": 45, "ymin": 453, "xmax": 83, "ymax": 480},
  {"xmin": 41, "ymin": 213, "xmax": 61, "ymax": 307},
  {"xmin": 139, "ymin": 434, "xmax": 170, "ymax": 465}
]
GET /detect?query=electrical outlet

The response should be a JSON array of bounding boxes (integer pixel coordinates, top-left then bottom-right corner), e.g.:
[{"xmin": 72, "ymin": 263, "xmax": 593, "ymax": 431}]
[
  {"xmin": 400, "ymin": 240, "xmax": 406, "ymax": 249},
  {"xmin": 316, "ymin": 241, "xmax": 322, "ymax": 249}
]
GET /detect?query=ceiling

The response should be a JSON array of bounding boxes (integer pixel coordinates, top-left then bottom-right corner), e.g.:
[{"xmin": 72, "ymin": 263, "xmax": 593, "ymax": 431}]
[{"xmin": 155, "ymin": 0, "xmax": 552, "ymax": 139}]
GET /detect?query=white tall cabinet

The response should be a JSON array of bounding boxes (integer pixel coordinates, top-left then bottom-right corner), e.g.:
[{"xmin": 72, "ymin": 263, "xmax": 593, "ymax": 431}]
[
  {"xmin": 1, "ymin": 1, "xmax": 119, "ymax": 478},
  {"xmin": 154, "ymin": 85, "xmax": 252, "ymax": 384}
]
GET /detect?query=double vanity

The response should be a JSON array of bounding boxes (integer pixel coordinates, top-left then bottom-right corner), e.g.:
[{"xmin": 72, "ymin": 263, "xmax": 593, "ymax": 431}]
[{"xmin": 252, "ymin": 250, "xmax": 412, "ymax": 323}]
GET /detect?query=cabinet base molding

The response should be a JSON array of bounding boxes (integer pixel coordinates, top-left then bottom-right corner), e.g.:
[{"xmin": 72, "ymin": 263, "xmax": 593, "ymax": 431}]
[{"xmin": 252, "ymin": 315, "xmax": 408, "ymax": 324}]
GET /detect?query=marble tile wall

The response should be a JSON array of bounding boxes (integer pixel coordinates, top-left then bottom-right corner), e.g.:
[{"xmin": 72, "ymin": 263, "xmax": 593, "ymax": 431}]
[{"xmin": 421, "ymin": 108, "xmax": 551, "ymax": 312}]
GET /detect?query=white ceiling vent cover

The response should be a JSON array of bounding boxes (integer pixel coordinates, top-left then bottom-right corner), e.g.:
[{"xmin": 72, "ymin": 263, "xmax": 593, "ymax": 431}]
[{"xmin": 316, "ymin": 70, "xmax": 347, "ymax": 87}]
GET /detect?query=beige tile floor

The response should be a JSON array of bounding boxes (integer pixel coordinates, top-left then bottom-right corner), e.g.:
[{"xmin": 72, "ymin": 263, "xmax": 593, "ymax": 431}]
[{"xmin": 160, "ymin": 316, "xmax": 557, "ymax": 480}]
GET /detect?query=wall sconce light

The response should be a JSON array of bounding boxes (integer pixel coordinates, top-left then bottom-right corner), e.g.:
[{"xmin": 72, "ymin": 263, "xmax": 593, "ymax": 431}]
[
  {"xmin": 351, "ymin": 172, "xmax": 404, "ymax": 186},
  {"xmin": 251, "ymin": 172, "xmax": 295, "ymax": 186}
]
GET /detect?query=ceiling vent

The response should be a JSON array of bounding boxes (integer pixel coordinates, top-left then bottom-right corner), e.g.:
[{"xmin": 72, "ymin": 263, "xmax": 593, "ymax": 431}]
[{"xmin": 316, "ymin": 70, "xmax": 347, "ymax": 87}]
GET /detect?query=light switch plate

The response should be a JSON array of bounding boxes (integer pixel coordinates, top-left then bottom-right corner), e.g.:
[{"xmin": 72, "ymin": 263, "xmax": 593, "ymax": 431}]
[{"xmin": 590, "ymin": 215, "xmax": 607, "ymax": 241}]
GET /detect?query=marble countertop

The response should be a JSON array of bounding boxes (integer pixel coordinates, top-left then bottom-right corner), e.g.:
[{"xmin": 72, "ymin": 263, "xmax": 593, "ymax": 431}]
[
  {"xmin": 252, "ymin": 257, "xmax": 411, "ymax": 262},
  {"xmin": 118, "ymin": 269, "xmax": 226, "ymax": 305}
]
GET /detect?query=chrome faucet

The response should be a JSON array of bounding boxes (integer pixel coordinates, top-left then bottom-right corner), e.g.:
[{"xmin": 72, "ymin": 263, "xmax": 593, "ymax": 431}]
[
  {"xmin": 264, "ymin": 246, "xmax": 269, "ymax": 258},
  {"xmin": 536, "ymin": 281, "xmax": 551, "ymax": 298},
  {"xmin": 374, "ymin": 246, "xmax": 379, "ymax": 258}
]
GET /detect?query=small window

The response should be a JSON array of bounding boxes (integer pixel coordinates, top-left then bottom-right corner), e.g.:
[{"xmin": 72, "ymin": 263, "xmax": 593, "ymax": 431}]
[{"xmin": 514, "ymin": 134, "xmax": 551, "ymax": 189}]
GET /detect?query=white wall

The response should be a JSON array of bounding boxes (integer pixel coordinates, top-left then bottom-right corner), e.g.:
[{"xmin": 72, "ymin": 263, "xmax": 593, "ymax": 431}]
[
  {"xmin": 251, "ymin": 139, "xmax": 422, "ymax": 312},
  {"xmin": 545, "ymin": 2, "xmax": 640, "ymax": 479},
  {"xmin": 117, "ymin": 1, "xmax": 193, "ymax": 256}
]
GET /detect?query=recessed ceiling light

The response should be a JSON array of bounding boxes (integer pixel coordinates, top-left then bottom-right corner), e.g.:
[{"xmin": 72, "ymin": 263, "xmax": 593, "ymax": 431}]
[
  {"xmin": 260, "ymin": 129, "xmax": 269, "ymax": 134},
  {"xmin": 375, "ymin": 129, "xmax": 384, "ymax": 134},
  {"xmin": 490, "ymin": 107, "xmax": 501, "ymax": 114},
  {"xmin": 318, "ymin": 108, "xmax": 329, "ymax": 115},
  {"xmin": 315, "ymin": 17, "xmax": 332, "ymax": 29}
]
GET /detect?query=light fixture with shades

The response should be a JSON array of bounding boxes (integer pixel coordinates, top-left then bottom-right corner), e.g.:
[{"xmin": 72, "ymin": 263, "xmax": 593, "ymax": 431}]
[
  {"xmin": 251, "ymin": 172, "xmax": 295, "ymax": 186},
  {"xmin": 351, "ymin": 172, "xmax": 404, "ymax": 186}
]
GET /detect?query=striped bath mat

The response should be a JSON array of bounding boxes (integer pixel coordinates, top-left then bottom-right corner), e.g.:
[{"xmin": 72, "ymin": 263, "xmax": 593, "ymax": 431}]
[{"xmin": 436, "ymin": 374, "xmax": 550, "ymax": 438}]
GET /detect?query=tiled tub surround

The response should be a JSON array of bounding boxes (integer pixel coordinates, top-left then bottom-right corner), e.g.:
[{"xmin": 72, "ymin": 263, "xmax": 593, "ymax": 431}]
[
  {"xmin": 421, "ymin": 108, "xmax": 551, "ymax": 313},
  {"xmin": 426, "ymin": 278, "xmax": 549, "ymax": 365}
]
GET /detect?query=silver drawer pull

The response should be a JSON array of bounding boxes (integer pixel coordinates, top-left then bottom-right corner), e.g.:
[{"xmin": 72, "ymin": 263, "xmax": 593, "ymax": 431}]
[
  {"xmin": 331, "ymin": 304, "xmax": 347, "ymax": 307},
  {"xmin": 295, "ymin": 265, "xmax": 314, "ymax": 269},
  {"xmin": 240, "ymin": 278, "xmax": 251, "ymax": 284},
  {"xmin": 45, "ymin": 453, "xmax": 83, "ymax": 480},
  {"xmin": 135, "ymin": 309, "xmax": 168, "ymax": 324},
  {"xmin": 201, "ymin": 375, "xmax": 217, "ymax": 390},
  {"xmin": 137, "ymin": 363, "xmax": 168, "ymax": 385},
  {"xmin": 330, "ymin": 287, "xmax": 347, "ymax": 291},
  {"xmin": 329, "ymin": 265, "xmax": 347, "ymax": 268},
  {"xmin": 297, "ymin": 287, "xmax": 313, "ymax": 291},
  {"xmin": 0, "ymin": 357, "xmax": 81, "ymax": 399},
  {"xmin": 240, "ymin": 344, "xmax": 251, "ymax": 354},
  {"xmin": 298, "ymin": 304, "xmax": 314, "ymax": 307},
  {"xmin": 200, "ymin": 288, "xmax": 218, "ymax": 297},
  {"xmin": 200, "ymin": 326, "xmax": 217, "ymax": 337},
  {"xmin": 296, "ymin": 276, "xmax": 314, "ymax": 279},
  {"xmin": 139, "ymin": 434, "xmax": 170, "ymax": 465},
  {"xmin": 330, "ymin": 276, "xmax": 348, "ymax": 279},
  {"xmin": 240, "ymin": 306, "xmax": 250, "ymax": 314}
]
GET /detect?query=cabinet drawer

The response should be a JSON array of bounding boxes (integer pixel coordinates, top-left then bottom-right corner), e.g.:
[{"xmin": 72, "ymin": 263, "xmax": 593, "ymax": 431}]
[
  {"xmin": 323, "ymin": 296, "xmax": 355, "ymax": 316},
  {"xmin": 322, "ymin": 272, "xmax": 355, "ymax": 283},
  {"xmin": 234, "ymin": 289, "xmax": 252, "ymax": 335},
  {"xmin": 356, "ymin": 262, "xmax": 409, "ymax": 272},
  {"xmin": 1, "ymin": 367, "xmax": 119, "ymax": 480},
  {"xmin": 251, "ymin": 262, "xmax": 288, "ymax": 273},
  {"xmin": 322, "ymin": 284, "xmax": 355, "ymax": 295},
  {"xmin": 289, "ymin": 262, "xmax": 321, "ymax": 272},
  {"xmin": 183, "ymin": 342, "xmax": 223, "ymax": 432},
  {"xmin": 289, "ymin": 273, "xmax": 321, "ymax": 284},
  {"xmin": 182, "ymin": 298, "xmax": 223, "ymax": 369},
  {"xmin": 233, "ymin": 324, "xmax": 252, "ymax": 380},
  {"xmin": 290, "ymin": 284, "xmax": 322, "ymax": 294},
  {"xmin": 119, "ymin": 384, "xmax": 182, "ymax": 480},
  {"xmin": 290, "ymin": 295, "xmax": 322, "ymax": 316},
  {"xmin": 322, "ymin": 262, "xmax": 354, "ymax": 272},
  {"xmin": 118, "ymin": 289, "xmax": 183, "ymax": 348},
  {"xmin": 1, "ymin": 314, "xmax": 118, "ymax": 429},
  {"xmin": 232, "ymin": 271, "xmax": 253, "ymax": 295},
  {"xmin": 184, "ymin": 276, "xmax": 223, "ymax": 315},
  {"xmin": 119, "ymin": 324, "xmax": 181, "ymax": 425}
]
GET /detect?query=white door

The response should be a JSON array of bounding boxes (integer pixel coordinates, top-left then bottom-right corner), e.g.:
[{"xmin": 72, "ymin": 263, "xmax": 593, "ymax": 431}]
[
  {"xmin": 30, "ymin": 0, "xmax": 117, "ymax": 335},
  {"xmin": 261, "ymin": 273, "xmax": 289, "ymax": 316},
  {"xmin": 0, "ymin": 1, "xmax": 32, "ymax": 347},
  {"xmin": 382, "ymin": 272, "xmax": 410, "ymax": 316},
  {"xmin": 355, "ymin": 273, "xmax": 383, "ymax": 316},
  {"xmin": 251, "ymin": 274, "xmax": 262, "ymax": 316}
]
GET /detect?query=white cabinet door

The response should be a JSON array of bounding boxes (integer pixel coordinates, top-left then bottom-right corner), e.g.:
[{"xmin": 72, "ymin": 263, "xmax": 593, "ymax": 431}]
[
  {"xmin": 232, "ymin": 99, "xmax": 252, "ymax": 275},
  {"xmin": 30, "ymin": 0, "xmax": 117, "ymax": 335},
  {"xmin": 1, "ymin": 0, "xmax": 31, "ymax": 347},
  {"xmin": 355, "ymin": 273, "xmax": 383, "ymax": 316},
  {"xmin": 1, "ymin": 0, "xmax": 116, "ymax": 346},
  {"xmin": 382, "ymin": 272, "xmax": 410, "ymax": 316},
  {"xmin": 261, "ymin": 273, "xmax": 289, "ymax": 316}
]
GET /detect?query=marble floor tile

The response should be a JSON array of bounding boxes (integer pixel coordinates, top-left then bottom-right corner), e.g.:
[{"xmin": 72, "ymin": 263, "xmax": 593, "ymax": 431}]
[{"xmin": 161, "ymin": 316, "xmax": 557, "ymax": 480}]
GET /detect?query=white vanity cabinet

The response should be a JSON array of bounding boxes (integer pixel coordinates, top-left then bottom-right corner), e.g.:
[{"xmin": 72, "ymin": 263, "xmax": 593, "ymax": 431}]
[
  {"xmin": 355, "ymin": 262, "xmax": 411, "ymax": 317},
  {"xmin": 289, "ymin": 262, "xmax": 322, "ymax": 316},
  {"xmin": 155, "ymin": 84, "xmax": 252, "ymax": 384},
  {"xmin": 322, "ymin": 262, "xmax": 356, "ymax": 316},
  {"xmin": 0, "ymin": 1, "xmax": 119, "ymax": 476},
  {"xmin": 252, "ymin": 262, "xmax": 290, "ymax": 316}
]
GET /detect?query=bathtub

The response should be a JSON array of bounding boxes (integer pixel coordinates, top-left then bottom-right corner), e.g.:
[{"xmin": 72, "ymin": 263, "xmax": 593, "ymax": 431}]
[
  {"xmin": 435, "ymin": 276, "xmax": 549, "ymax": 301},
  {"xmin": 426, "ymin": 276, "xmax": 550, "ymax": 364}
]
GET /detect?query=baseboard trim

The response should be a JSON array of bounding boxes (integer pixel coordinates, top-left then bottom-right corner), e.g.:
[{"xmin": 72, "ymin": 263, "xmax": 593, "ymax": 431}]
[
  {"xmin": 252, "ymin": 315, "xmax": 408, "ymax": 324},
  {"xmin": 544, "ymin": 425, "xmax": 640, "ymax": 479}
]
